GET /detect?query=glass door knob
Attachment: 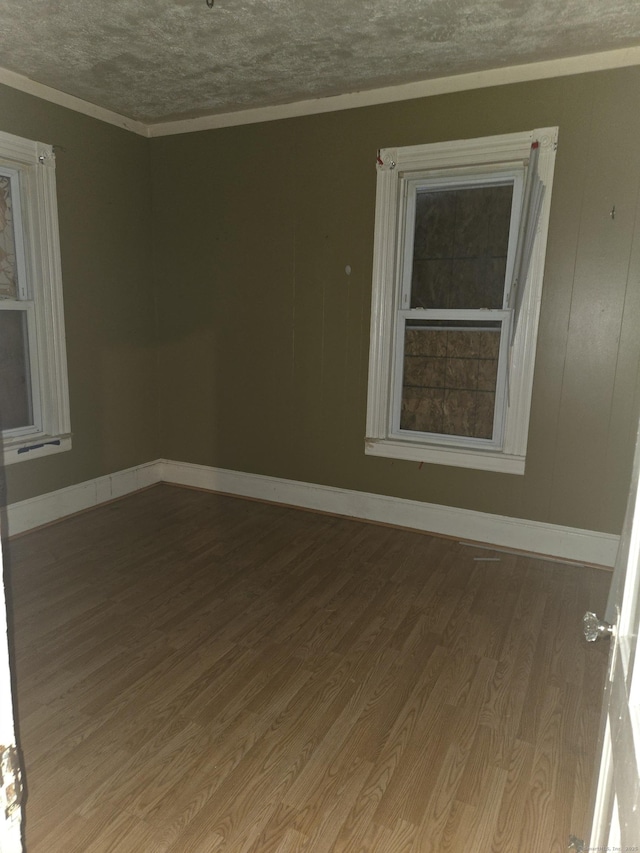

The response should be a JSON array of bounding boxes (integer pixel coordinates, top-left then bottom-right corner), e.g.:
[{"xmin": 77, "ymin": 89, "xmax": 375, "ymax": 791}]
[{"xmin": 583, "ymin": 611, "xmax": 614, "ymax": 642}]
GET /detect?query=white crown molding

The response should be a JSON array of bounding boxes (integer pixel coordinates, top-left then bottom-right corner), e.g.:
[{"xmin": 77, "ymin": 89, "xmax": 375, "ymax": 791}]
[
  {"xmin": 1, "ymin": 47, "xmax": 640, "ymax": 139},
  {"xmin": 147, "ymin": 46, "xmax": 640, "ymax": 137},
  {"xmin": 0, "ymin": 66, "xmax": 149, "ymax": 137}
]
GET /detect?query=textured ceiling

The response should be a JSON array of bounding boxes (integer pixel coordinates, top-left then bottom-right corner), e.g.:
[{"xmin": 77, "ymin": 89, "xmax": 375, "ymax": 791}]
[{"xmin": 0, "ymin": 0, "xmax": 640, "ymax": 124}]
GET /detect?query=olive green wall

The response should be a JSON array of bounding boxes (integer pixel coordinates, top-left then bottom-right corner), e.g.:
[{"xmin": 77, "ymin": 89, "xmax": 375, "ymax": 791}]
[
  {"xmin": 2, "ymin": 66, "xmax": 639, "ymax": 535},
  {"xmin": 151, "ymin": 66, "xmax": 640, "ymax": 535},
  {"xmin": 0, "ymin": 84, "xmax": 158, "ymax": 505}
]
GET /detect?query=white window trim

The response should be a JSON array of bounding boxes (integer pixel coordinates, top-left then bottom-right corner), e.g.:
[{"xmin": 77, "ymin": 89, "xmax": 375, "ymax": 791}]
[
  {"xmin": 365, "ymin": 127, "xmax": 558, "ymax": 475},
  {"xmin": 0, "ymin": 129, "xmax": 71, "ymax": 465}
]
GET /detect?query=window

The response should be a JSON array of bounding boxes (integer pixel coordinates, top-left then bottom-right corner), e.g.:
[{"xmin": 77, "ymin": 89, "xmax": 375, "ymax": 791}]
[
  {"xmin": 0, "ymin": 130, "xmax": 70, "ymax": 464},
  {"xmin": 365, "ymin": 128, "xmax": 558, "ymax": 474}
]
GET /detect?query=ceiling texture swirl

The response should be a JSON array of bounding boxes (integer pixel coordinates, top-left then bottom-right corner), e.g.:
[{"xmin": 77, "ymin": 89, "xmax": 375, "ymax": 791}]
[{"xmin": 0, "ymin": 0, "xmax": 639, "ymax": 124}]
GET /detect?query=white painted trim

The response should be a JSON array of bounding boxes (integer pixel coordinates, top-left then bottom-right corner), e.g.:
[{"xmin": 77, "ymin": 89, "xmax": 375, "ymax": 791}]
[
  {"xmin": 4, "ymin": 461, "xmax": 160, "ymax": 537},
  {"xmin": 364, "ymin": 438, "xmax": 526, "ymax": 474},
  {"xmin": 0, "ymin": 66, "xmax": 148, "ymax": 137},
  {"xmin": 0, "ymin": 130, "xmax": 73, "ymax": 463},
  {"xmin": 146, "ymin": 47, "xmax": 640, "ymax": 137},
  {"xmin": 365, "ymin": 127, "xmax": 558, "ymax": 473},
  {"xmin": 158, "ymin": 460, "xmax": 619, "ymax": 567},
  {"xmin": 0, "ymin": 540, "xmax": 22, "ymax": 851},
  {"xmin": 2, "ymin": 434, "xmax": 72, "ymax": 466},
  {"xmin": 3, "ymin": 458, "xmax": 620, "ymax": 566},
  {"xmin": 1, "ymin": 47, "xmax": 640, "ymax": 138}
]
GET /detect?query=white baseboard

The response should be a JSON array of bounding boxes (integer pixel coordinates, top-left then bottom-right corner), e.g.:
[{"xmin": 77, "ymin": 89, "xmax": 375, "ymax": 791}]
[
  {"xmin": 4, "ymin": 458, "xmax": 620, "ymax": 567},
  {"xmin": 4, "ymin": 460, "xmax": 161, "ymax": 537},
  {"xmin": 158, "ymin": 460, "xmax": 619, "ymax": 568}
]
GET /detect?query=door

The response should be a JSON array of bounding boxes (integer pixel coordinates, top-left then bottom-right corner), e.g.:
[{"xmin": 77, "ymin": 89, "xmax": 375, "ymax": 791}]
[
  {"xmin": 587, "ymin": 420, "xmax": 640, "ymax": 848},
  {"xmin": 0, "ymin": 531, "xmax": 23, "ymax": 853}
]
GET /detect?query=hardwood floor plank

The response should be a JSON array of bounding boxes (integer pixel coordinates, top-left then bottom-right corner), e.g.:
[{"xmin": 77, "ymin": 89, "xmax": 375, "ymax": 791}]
[
  {"xmin": 3, "ymin": 485, "xmax": 611, "ymax": 852},
  {"xmin": 520, "ymin": 685, "xmax": 565, "ymax": 852},
  {"xmin": 407, "ymin": 737, "xmax": 475, "ymax": 853},
  {"xmin": 272, "ymin": 828, "xmax": 309, "ymax": 852},
  {"xmin": 449, "ymin": 764, "xmax": 508, "ymax": 850}
]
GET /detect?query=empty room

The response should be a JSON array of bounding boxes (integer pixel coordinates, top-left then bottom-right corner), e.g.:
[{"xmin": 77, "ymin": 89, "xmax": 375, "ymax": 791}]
[{"xmin": 0, "ymin": 2, "xmax": 639, "ymax": 851}]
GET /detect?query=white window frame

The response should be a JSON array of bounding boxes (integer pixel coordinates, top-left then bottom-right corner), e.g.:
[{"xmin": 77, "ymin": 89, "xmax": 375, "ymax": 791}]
[
  {"xmin": 365, "ymin": 127, "xmax": 558, "ymax": 475},
  {"xmin": 0, "ymin": 129, "xmax": 71, "ymax": 465}
]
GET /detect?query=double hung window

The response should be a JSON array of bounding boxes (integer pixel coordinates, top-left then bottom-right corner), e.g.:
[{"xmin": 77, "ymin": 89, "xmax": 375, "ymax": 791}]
[
  {"xmin": 366, "ymin": 128, "xmax": 558, "ymax": 474},
  {"xmin": 0, "ymin": 130, "xmax": 71, "ymax": 464}
]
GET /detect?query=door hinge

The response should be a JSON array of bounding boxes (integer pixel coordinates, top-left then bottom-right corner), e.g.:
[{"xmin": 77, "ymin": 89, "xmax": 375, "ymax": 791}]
[
  {"xmin": 568, "ymin": 835, "xmax": 585, "ymax": 852},
  {"xmin": 1, "ymin": 744, "xmax": 23, "ymax": 819}
]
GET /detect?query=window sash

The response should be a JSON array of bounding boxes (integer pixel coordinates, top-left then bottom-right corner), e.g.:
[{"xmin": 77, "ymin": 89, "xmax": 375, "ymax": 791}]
[
  {"xmin": 391, "ymin": 308, "xmax": 512, "ymax": 449},
  {"xmin": 393, "ymin": 170, "xmax": 522, "ymax": 451},
  {"xmin": 399, "ymin": 169, "xmax": 525, "ymax": 313},
  {"xmin": 0, "ymin": 165, "xmax": 41, "ymax": 438},
  {"xmin": 0, "ymin": 301, "xmax": 42, "ymax": 437},
  {"xmin": 0, "ymin": 166, "xmax": 29, "ymax": 301}
]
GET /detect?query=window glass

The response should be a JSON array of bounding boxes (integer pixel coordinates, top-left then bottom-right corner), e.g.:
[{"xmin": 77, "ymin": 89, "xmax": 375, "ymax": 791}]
[
  {"xmin": 0, "ymin": 310, "xmax": 32, "ymax": 430},
  {"xmin": 0, "ymin": 174, "xmax": 19, "ymax": 299},
  {"xmin": 410, "ymin": 184, "xmax": 513, "ymax": 309},
  {"xmin": 401, "ymin": 321, "xmax": 501, "ymax": 439}
]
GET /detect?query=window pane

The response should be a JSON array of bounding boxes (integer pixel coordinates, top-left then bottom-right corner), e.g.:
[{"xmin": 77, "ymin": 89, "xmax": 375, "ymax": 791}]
[
  {"xmin": 410, "ymin": 184, "xmax": 513, "ymax": 310},
  {"xmin": 0, "ymin": 310, "xmax": 33, "ymax": 430},
  {"xmin": 401, "ymin": 321, "xmax": 500, "ymax": 439},
  {"xmin": 0, "ymin": 175, "xmax": 19, "ymax": 299}
]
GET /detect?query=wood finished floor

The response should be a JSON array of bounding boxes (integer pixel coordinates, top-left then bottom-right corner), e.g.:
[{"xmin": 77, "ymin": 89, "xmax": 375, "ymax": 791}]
[{"xmin": 5, "ymin": 484, "xmax": 610, "ymax": 852}]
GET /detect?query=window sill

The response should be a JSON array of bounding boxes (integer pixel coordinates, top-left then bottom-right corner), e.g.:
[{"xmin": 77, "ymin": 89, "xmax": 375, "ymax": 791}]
[
  {"xmin": 2, "ymin": 434, "xmax": 72, "ymax": 465},
  {"xmin": 365, "ymin": 437, "xmax": 525, "ymax": 475}
]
